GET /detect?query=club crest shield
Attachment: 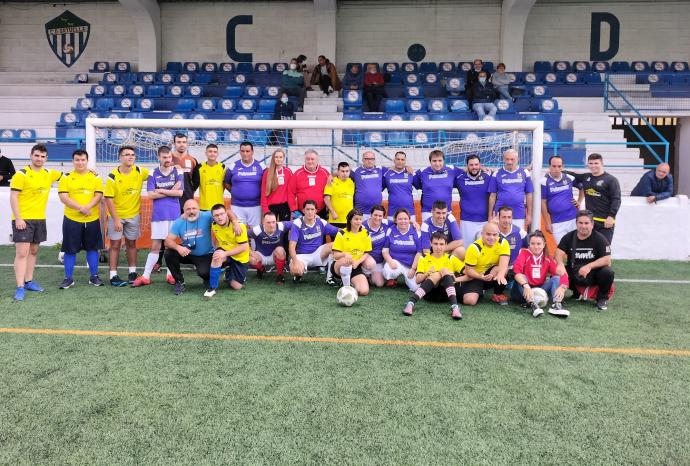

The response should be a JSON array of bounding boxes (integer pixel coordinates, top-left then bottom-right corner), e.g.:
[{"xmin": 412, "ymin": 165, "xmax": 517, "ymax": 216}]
[{"xmin": 45, "ymin": 10, "xmax": 90, "ymax": 68}]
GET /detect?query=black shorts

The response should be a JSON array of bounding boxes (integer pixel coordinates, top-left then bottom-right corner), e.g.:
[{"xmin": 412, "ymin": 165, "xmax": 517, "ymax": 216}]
[
  {"xmin": 331, "ymin": 262, "xmax": 365, "ymax": 280},
  {"xmin": 222, "ymin": 257, "xmax": 249, "ymax": 284},
  {"xmin": 268, "ymin": 202, "xmax": 291, "ymax": 222},
  {"xmin": 61, "ymin": 217, "xmax": 103, "ymax": 254},
  {"xmin": 424, "ymin": 286, "xmax": 449, "ymax": 302},
  {"xmin": 12, "ymin": 219, "xmax": 47, "ymax": 244},
  {"xmin": 459, "ymin": 278, "xmax": 495, "ymax": 297}
]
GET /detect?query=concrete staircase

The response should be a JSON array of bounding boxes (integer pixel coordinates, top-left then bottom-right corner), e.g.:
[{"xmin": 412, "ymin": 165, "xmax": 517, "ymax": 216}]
[{"xmin": 606, "ymin": 74, "xmax": 690, "ymax": 114}]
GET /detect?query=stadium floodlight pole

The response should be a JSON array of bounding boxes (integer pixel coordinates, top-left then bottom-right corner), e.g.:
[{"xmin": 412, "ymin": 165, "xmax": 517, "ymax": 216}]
[{"xmin": 85, "ymin": 117, "xmax": 543, "ymax": 231}]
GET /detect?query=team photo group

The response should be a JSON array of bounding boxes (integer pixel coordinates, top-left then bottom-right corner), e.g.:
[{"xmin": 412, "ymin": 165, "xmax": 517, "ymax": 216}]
[{"xmin": 9, "ymin": 134, "xmax": 619, "ymax": 319}]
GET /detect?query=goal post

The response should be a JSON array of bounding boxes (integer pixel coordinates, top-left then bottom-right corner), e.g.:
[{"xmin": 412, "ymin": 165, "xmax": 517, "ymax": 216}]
[{"xmin": 85, "ymin": 117, "xmax": 544, "ymax": 231}]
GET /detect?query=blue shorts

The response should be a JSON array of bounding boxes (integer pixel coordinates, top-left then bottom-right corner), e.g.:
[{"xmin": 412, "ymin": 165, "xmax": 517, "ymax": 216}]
[
  {"xmin": 62, "ymin": 217, "xmax": 103, "ymax": 254},
  {"xmin": 223, "ymin": 257, "xmax": 248, "ymax": 284}
]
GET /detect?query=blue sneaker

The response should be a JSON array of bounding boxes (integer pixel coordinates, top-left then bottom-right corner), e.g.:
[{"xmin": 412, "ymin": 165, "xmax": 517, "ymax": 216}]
[
  {"xmin": 14, "ymin": 286, "xmax": 25, "ymax": 301},
  {"xmin": 24, "ymin": 280, "xmax": 44, "ymax": 292}
]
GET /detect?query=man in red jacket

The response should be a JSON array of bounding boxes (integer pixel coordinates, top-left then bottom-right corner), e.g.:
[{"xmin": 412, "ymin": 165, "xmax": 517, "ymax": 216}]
[{"xmin": 287, "ymin": 149, "xmax": 330, "ymax": 219}]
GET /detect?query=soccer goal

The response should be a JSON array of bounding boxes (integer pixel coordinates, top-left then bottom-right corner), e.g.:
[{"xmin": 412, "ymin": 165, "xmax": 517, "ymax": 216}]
[{"xmin": 85, "ymin": 117, "xmax": 544, "ymax": 231}]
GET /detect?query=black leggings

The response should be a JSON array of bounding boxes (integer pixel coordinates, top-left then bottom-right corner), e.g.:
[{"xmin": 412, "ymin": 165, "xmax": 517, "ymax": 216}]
[
  {"xmin": 164, "ymin": 250, "xmax": 212, "ymax": 285},
  {"xmin": 268, "ymin": 202, "xmax": 291, "ymax": 221}
]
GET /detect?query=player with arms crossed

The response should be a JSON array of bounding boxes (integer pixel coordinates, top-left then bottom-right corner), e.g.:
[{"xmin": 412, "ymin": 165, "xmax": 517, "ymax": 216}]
[
  {"xmin": 10, "ymin": 144, "xmax": 62, "ymax": 300},
  {"xmin": 331, "ymin": 208, "xmax": 373, "ymax": 296},
  {"xmin": 420, "ymin": 200, "xmax": 464, "ymax": 259},
  {"xmin": 289, "ymin": 200, "xmax": 340, "ymax": 283},
  {"xmin": 205, "ymin": 204, "xmax": 250, "ymax": 297},
  {"xmin": 249, "ymin": 211, "xmax": 292, "ymax": 284},
  {"xmin": 57, "ymin": 149, "xmax": 104, "ymax": 289},
  {"xmin": 383, "ymin": 151, "xmax": 415, "ymax": 222},
  {"xmin": 488, "ymin": 149, "xmax": 533, "ymax": 230}
]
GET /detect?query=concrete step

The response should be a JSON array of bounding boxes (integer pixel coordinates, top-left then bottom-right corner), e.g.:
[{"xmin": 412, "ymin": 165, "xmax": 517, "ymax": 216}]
[
  {"xmin": 585, "ymin": 144, "xmax": 641, "ymax": 155},
  {"xmin": 0, "ymin": 111, "xmax": 60, "ymax": 126},
  {"xmin": 0, "ymin": 84, "xmax": 90, "ymax": 97},
  {"xmin": 0, "ymin": 96, "xmax": 76, "ymax": 111},
  {"xmin": 572, "ymin": 120, "xmax": 616, "ymax": 132},
  {"xmin": 0, "ymin": 71, "xmax": 85, "ymax": 84},
  {"xmin": 295, "ymin": 112, "xmax": 343, "ymax": 121},
  {"xmin": 302, "ymin": 103, "xmax": 338, "ymax": 113},
  {"xmin": 306, "ymin": 90, "xmax": 340, "ymax": 98},
  {"xmin": 555, "ymin": 97, "xmax": 604, "ymax": 113},
  {"xmin": 573, "ymin": 129, "xmax": 627, "ymax": 142}
]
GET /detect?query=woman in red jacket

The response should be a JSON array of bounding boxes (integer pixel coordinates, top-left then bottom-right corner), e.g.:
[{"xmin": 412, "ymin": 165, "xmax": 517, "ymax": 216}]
[
  {"xmin": 363, "ymin": 63, "xmax": 385, "ymax": 112},
  {"xmin": 261, "ymin": 149, "xmax": 293, "ymax": 221},
  {"xmin": 512, "ymin": 230, "xmax": 570, "ymax": 318}
]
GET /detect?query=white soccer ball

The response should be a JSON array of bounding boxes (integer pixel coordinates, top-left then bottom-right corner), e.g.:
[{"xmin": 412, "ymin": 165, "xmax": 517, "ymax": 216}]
[
  {"xmin": 531, "ymin": 287, "xmax": 549, "ymax": 308},
  {"xmin": 337, "ymin": 286, "xmax": 358, "ymax": 307}
]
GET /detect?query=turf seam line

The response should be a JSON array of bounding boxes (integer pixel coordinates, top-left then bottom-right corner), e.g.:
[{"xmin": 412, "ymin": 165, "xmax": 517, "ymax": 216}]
[{"xmin": 1, "ymin": 327, "xmax": 689, "ymax": 357}]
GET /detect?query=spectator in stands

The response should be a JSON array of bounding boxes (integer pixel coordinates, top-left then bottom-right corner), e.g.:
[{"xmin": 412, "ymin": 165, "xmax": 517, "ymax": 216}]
[
  {"xmin": 465, "ymin": 58, "xmax": 491, "ymax": 104},
  {"xmin": 631, "ymin": 163, "xmax": 673, "ymax": 203},
  {"xmin": 287, "ymin": 149, "xmax": 330, "ymax": 219},
  {"xmin": 471, "ymin": 71, "xmax": 498, "ymax": 119},
  {"xmin": 454, "ymin": 154, "xmax": 490, "ymax": 244},
  {"xmin": 261, "ymin": 149, "xmax": 293, "ymax": 221},
  {"xmin": 566, "ymin": 153, "xmax": 621, "ymax": 244},
  {"xmin": 542, "ymin": 155, "xmax": 583, "ymax": 244},
  {"xmin": 0, "ymin": 148, "xmax": 16, "ymax": 186},
  {"xmin": 555, "ymin": 210, "xmax": 614, "ymax": 311},
  {"xmin": 296, "ymin": 54, "xmax": 308, "ymax": 72},
  {"xmin": 309, "ymin": 55, "xmax": 341, "ymax": 96},
  {"xmin": 491, "ymin": 63, "xmax": 513, "ymax": 101},
  {"xmin": 171, "ymin": 133, "xmax": 198, "ymax": 208},
  {"xmin": 281, "ymin": 58, "xmax": 306, "ymax": 111},
  {"xmin": 363, "ymin": 63, "xmax": 385, "ymax": 112},
  {"xmin": 344, "ymin": 64, "xmax": 362, "ymax": 90},
  {"xmin": 271, "ymin": 92, "xmax": 294, "ymax": 145},
  {"xmin": 488, "ymin": 149, "xmax": 534, "ymax": 230}
]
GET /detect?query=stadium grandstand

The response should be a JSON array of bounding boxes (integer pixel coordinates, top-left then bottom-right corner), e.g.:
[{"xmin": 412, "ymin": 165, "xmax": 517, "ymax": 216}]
[{"xmin": 0, "ymin": 0, "xmax": 689, "ymax": 463}]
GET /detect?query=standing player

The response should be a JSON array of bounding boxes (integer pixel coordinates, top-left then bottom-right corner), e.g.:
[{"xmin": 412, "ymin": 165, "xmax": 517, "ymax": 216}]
[
  {"xmin": 402, "ymin": 232, "xmax": 466, "ymax": 320},
  {"xmin": 104, "ymin": 146, "xmax": 149, "ymax": 286},
  {"xmin": 249, "ymin": 211, "xmax": 291, "ymax": 284},
  {"xmin": 420, "ymin": 200, "xmax": 464, "ymax": 258},
  {"xmin": 566, "ymin": 153, "xmax": 621, "ymax": 244},
  {"xmin": 331, "ymin": 208, "xmax": 373, "ymax": 296},
  {"xmin": 57, "ymin": 149, "xmax": 104, "ymax": 289},
  {"xmin": 323, "ymin": 161, "xmax": 354, "ymax": 229},
  {"xmin": 9, "ymin": 144, "xmax": 62, "ymax": 300},
  {"xmin": 488, "ymin": 149, "xmax": 533, "ymax": 230},
  {"xmin": 287, "ymin": 149, "xmax": 330, "ymax": 218},
  {"xmin": 413, "ymin": 150, "xmax": 456, "ymax": 221},
  {"xmin": 361, "ymin": 204, "xmax": 389, "ymax": 287},
  {"xmin": 261, "ymin": 148, "xmax": 293, "ymax": 221},
  {"xmin": 382, "ymin": 208, "xmax": 422, "ymax": 291},
  {"xmin": 541, "ymin": 155, "xmax": 583, "ymax": 244},
  {"xmin": 288, "ymin": 200, "xmax": 340, "ymax": 283},
  {"xmin": 171, "ymin": 133, "xmax": 198, "ymax": 207},
  {"xmin": 192, "ymin": 144, "xmax": 226, "ymax": 211},
  {"xmin": 455, "ymin": 154, "xmax": 490, "ymax": 243},
  {"xmin": 224, "ymin": 141, "xmax": 264, "ymax": 227},
  {"xmin": 459, "ymin": 222, "xmax": 510, "ymax": 306},
  {"xmin": 351, "ymin": 151, "xmax": 386, "ymax": 218},
  {"xmin": 383, "ymin": 151, "xmax": 415, "ymax": 222},
  {"xmin": 131, "ymin": 146, "xmax": 182, "ymax": 287},
  {"xmin": 205, "ymin": 204, "xmax": 250, "ymax": 297}
]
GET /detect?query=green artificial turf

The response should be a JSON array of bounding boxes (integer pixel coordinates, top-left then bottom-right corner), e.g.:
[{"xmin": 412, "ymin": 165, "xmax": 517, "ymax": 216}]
[{"xmin": 0, "ymin": 246, "xmax": 689, "ymax": 464}]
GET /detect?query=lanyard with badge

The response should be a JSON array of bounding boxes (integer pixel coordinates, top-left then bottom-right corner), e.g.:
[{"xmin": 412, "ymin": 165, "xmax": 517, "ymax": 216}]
[
  {"xmin": 531, "ymin": 253, "xmax": 543, "ymax": 280},
  {"xmin": 277, "ymin": 167, "xmax": 285, "ymax": 186},
  {"xmin": 308, "ymin": 174, "xmax": 316, "ymax": 187}
]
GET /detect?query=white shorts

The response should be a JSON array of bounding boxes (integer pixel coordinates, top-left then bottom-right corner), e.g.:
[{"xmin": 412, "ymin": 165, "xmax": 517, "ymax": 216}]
[
  {"xmin": 150, "ymin": 220, "xmax": 174, "ymax": 240},
  {"xmin": 382, "ymin": 260, "xmax": 419, "ymax": 291},
  {"xmin": 295, "ymin": 244, "xmax": 328, "ymax": 269},
  {"xmin": 255, "ymin": 252, "xmax": 275, "ymax": 267},
  {"xmin": 233, "ymin": 205, "xmax": 262, "ymax": 228},
  {"xmin": 363, "ymin": 261, "xmax": 384, "ymax": 276},
  {"xmin": 552, "ymin": 219, "xmax": 576, "ymax": 244},
  {"xmin": 460, "ymin": 220, "xmax": 485, "ymax": 245}
]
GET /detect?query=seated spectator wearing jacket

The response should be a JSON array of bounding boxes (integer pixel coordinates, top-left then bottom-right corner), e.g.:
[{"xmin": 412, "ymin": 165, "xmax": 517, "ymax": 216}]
[
  {"xmin": 465, "ymin": 58, "xmax": 492, "ymax": 103},
  {"xmin": 271, "ymin": 92, "xmax": 295, "ymax": 145},
  {"xmin": 491, "ymin": 63, "xmax": 513, "ymax": 101},
  {"xmin": 310, "ymin": 55, "xmax": 341, "ymax": 96},
  {"xmin": 471, "ymin": 71, "xmax": 497, "ymax": 119},
  {"xmin": 363, "ymin": 63, "xmax": 385, "ymax": 112},
  {"xmin": 630, "ymin": 163, "xmax": 673, "ymax": 203},
  {"xmin": 280, "ymin": 58, "xmax": 306, "ymax": 111}
]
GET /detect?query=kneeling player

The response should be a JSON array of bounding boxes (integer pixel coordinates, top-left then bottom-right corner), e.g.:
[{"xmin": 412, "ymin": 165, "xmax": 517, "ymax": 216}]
[
  {"xmin": 382, "ymin": 208, "xmax": 421, "ymax": 291},
  {"xmin": 289, "ymin": 200, "xmax": 340, "ymax": 283},
  {"xmin": 402, "ymin": 232, "xmax": 466, "ymax": 320},
  {"xmin": 331, "ymin": 208, "xmax": 373, "ymax": 296},
  {"xmin": 249, "ymin": 211, "xmax": 291, "ymax": 284},
  {"xmin": 206, "ymin": 204, "xmax": 250, "ymax": 297}
]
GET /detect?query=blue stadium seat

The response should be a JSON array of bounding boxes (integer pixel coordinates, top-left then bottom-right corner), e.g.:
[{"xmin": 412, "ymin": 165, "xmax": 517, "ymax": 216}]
[
  {"xmin": 195, "ymin": 73, "xmax": 214, "ymax": 84},
  {"xmin": 401, "ymin": 62, "xmax": 418, "ymax": 73},
  {"xmin": 254, "ymin": 63, "xmax": 271, "ymax": 73},
  {"xmin": 257, "ymin": 99, "xmax": 277, "ymax": 113},
  {"xmin": 244, "ymin": 85, "xmax": 262, "ymax": 98},
  {"xmin": 407, "ymin": 113, "xmax": 429, "ymax": 121},
  {"xmin": 252, "ymin": 113, "xmax": 273, "ymax": 120},
  {"xmin": 592, "ymin": 61, "xmax": 610, "ymax": 72},
  {"xmin": 176, "ymin": 73, "xmax": 194, "ymax": 84},
  {"xmin": 631, "ymin": 61, "xmax": 650, "ymax": 72},
  {"xmin": 134, "ymin": 98, "xmax": 154, "ymax": 111},
  {"xmin": 458, "ymin": 62, "xmax": 473, "ymax": 73},
  {"xmin": 572, "ymin": 61, "xmax": 590, "ymax": 72},
  {"xmin": 201, "ymin": 62, "xmax": 217, "ymax": 73},
  {"xmin": 439, "ymin": 62, "xmax": 456, "ymax": 76},
  {"xmin": 157, "ymin": 72, "xmax": 176, "ymax": 84},
  {"xmin": 174, "ymin": 98, "xmax": 196, "ymax": 112},
  {"xmin": 165, "ymin": 62, "xmax": 183, "ymax": 73},
  {"xmin": 534, "ymin": 98, "xmax": 559, "ymax": 112},
  {"xmin": 611, "ymin": 61, "xmax": 631, "ymax": 73},
  {"xmin": 90, "ymin": 61, "xmax": 109, "ymax": 73},
  {"xmin": 185, "ymin": 85, "xmax": 204, "ymax": 97},
  {"xmin": 406, "ymin": 99, "xmax": 426, "ymax": 113},
  {"xmin": 427, "ymin": 98, "xmax": 448, "ymax": 113},
  {"xmin": 219, "ymin": 62, "xmax": 235, "ymax": 73},
  {"xmin": 72, "ymin": 73, "xmax": 89, "ymax": 84},
  {"xmin": 342, "ymin": 112, "xmax": 362, "ymax": 120},
  {"xmin": 114, "ymin": 62, "xmax": 131, "ymax": 73},
  {"xmin": 116, "ymin": 73, "xmax": 136, "ymax": 84},
  {"xmin": 263, "ymin": 86, "xmax": 280, "ymax": 97},
  {"xmin": 102, "ymin": 72, "xmax": 118, "ymax": 84},
  {"xmin": 128, "ymin": 84, "xmax": 147, "ymax": 97},
  {"xmin": 217, "ymin": 98, "xmax": 236, "ymax": 112},
  {"xmin": 168, "ymin": 112, "xmax": 188, "ymax": 120},
  {"xmin": 448, "ymin": 98, "xmax": 470, "ymax": 112},
  {"xmin": 385, "ymin": 72, "xmax": 402, "ymax": 85},
  {"xmin": 564, "ymin": 72, "xmax": 583, "ymax": 84},
  {"xmin": 115, "ymin": 98, "xmax": 133, "ymax": 110},
  {"xmin": 383, "ymin": 62, "xmax": 399, "ymax": 73},
  {"xmin": 671, "ymin": 61, "xmax": 688, "ymax": 72},
  {"xmin": 246, "ymin": 129, "xmax": 269, "ymax": 145},
  {"xmin": 343, "ymin": 90, "xmax": 363, "ymax": 110},
  {"xmin": 0, "ymin": 129, "xmax": 16, "ymax": 140},
  {"xmin": 403, "ymin": 73, "xmax": 420, "ymax": 86},
  {"xmin": 74, "ymin": 97, "xmax": 93, "ymax": 111},
  {"xmin": 422, "ymin": 73, "xmax": 440, "ymax": 86},
  {"xmin": 57, "ymin": 112, "xmax": 80, "ymax": 127},
  {"xmin": 196, "ymin": 98, "xmax": 216, "ymax": 112},
  {"xmin": 495, "ymin": 98, "xmax": 514, "ymax": 113},
  {"xmin": 523, "ymin": 72, "xmax": 541, "ymax": 84},
  {"xmin": 419, "ymin": 62, "xmax": 437, "ymax": 73},
  {"xmin": 165, "ymin": 85, "xmax": 185, "ymax": 97},
  {"xmin": 233, "ymin": 73, "xmax": 250, "ymax": 85},
  {"xmin": 273, "ymin": 63, "xmax": 288, "ymax": 73},
  {"xmin": 530, "ymin": 85, "xmax": 550, "ymax": 98},
  {"xmin": 363, "ymin": 131, "xmax": 386, "ymax": 146},
  {"xmin": 385, "ymin": 113, "xmax": 405, "ymax": 121},
  {"xmin": 386, "ymin": 131, "xmax": 410, "ymax": 145},
  {"xmin": 543, "ymin": 72, "xmax": 564, "ymax": 84},
  {"xmin": 183, "ymin": 62, "xmax": 200, "ymax": 73},
  {"xmin": 411, "ymin": 131, "xmax": 439, "ymax": 145},
  {"xmin": 384, "ymin": 99, "xmax": 405, "ymax": 113},
  {"xmin": 88, "ymin": 84, "xmax": 108, "ymax": 97},
  {"xmin": 534, "ymin": 61, "xmax": 551, "ymax": 73},
  {"xmin": 224, "ymin": 85, "xmax": 245, "ymax": 98},
  {"xmin": 11, "ymin": 129, "xmax": 35, "ymax": 140},
  {"xmin": 139, "ymin": 72, "xmax": 155, "ymax": 84},
  {"xmin": 404, "ymin": 86, "xmax": 424, "ymax": 99},
  {"xmin": 342, "ymin": 129, "xmax": 362, "ymax": 146},
  {"xmin": 445, "ymin": 77, "xmax": 465, "ymax": 96},
  {"xmin": 236, "ymin": 62, "xmax": 253, "ymax": 74},
  {"xmin": 237, "ymin": 98, "xmax": 257, "ymax": 112},
  {"xmin": 553, "ymin": 61, "xmax": 571, "ymax": 72},
  {"xmin": 145, "ymin": 85, "xmax": 164, "ymax": 97},
  {"xmin": 110, "ymin": 84, "xmax": 127, "ymax": 97},
  {"xmin": 583, "ymin": 72, "xmax": 602, "ymax": 83}
]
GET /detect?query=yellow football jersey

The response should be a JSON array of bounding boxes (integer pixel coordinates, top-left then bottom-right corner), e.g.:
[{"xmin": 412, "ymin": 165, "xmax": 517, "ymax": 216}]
[
  {"xmin": 198, "ymin": 162, "xmax": 226, "ymax": 211},
  {"xmin": 58, "ymin": 171, "xmax": 103, "ymax": 222},
  {"xmin": 9, "ymin": 166, "xmax": 62, "ymax": 220},
  {"xmin": 332, "ymin": 228, "xmax": 372, "ymax": 261},
  {"xmin": 104, "ymin": 165, "xmax": 149, "ymax": 219},
  {"xmin": 416, "ymin": 253, "xmax": 465, "ymax": 275},
  {"xmin": 323, "ymin": 177, "xmax": 355, "ymax": 223},
  {"xmin": 212, "ymin": 222, "xmax": 249, "ymax": 264},
  {"xmin": 463, "ymin": 238, "xmax": 510, "ymax": 274}
]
